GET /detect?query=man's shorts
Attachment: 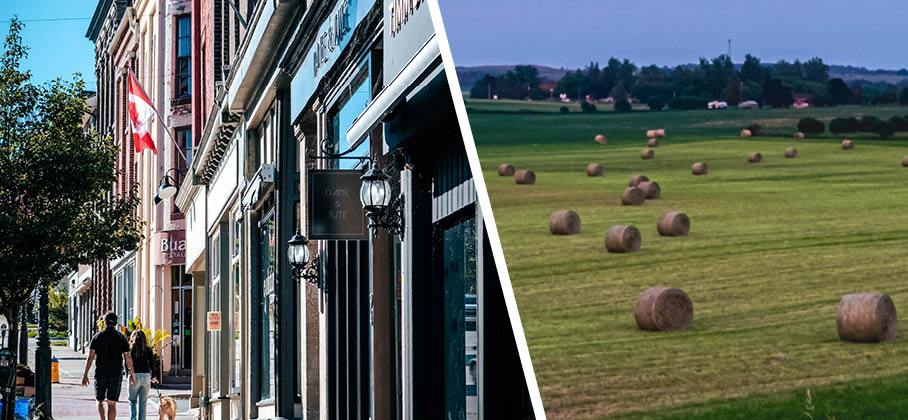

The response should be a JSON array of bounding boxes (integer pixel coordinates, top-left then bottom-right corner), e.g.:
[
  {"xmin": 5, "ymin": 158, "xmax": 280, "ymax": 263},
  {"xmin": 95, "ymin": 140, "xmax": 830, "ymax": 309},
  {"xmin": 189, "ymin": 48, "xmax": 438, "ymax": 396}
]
[{"xmin": 94, "ymin": 375, "xmax": 123, "ymax": 402}]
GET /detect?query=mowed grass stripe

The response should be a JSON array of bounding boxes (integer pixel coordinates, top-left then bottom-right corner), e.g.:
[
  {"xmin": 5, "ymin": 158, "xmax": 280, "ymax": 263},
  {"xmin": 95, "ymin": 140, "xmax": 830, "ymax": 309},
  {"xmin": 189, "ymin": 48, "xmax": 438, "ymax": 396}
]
[{"xmin": 471, "ymin": 104, "xmax": 908, "ymax": 419}]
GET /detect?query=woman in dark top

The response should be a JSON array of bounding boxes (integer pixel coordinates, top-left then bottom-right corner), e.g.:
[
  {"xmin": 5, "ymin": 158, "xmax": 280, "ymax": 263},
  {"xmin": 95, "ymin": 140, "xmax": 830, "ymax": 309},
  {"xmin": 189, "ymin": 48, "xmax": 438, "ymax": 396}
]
[{"xmin": 128, "ymin": 330, "xmax": 154, "ymax": 420}]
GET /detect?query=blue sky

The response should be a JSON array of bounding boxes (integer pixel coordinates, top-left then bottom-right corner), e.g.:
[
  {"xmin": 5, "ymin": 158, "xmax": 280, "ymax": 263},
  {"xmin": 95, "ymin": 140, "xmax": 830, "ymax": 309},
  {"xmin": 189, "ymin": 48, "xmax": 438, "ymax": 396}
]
[
  {"xmin": 0, "ymin": 0, "xmax": 97, "ymax": 90},
  {"xmin": 440, "ymin": 0, "xmax": 908, "ymax": 70}
]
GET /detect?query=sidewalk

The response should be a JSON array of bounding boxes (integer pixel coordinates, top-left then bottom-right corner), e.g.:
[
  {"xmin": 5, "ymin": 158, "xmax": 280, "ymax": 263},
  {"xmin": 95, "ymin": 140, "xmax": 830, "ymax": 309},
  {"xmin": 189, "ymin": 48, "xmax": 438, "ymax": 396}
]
[{"xmin": 26, "ymin": 339, "xmax": 194, "ymax": 419}]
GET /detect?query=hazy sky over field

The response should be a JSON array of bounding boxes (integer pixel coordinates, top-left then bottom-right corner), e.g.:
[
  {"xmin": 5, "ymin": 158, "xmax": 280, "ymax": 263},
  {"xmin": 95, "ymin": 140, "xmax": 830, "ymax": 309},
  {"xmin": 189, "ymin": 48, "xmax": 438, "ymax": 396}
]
[{"xmin": 440, "ymin": 0, "xmax": 908, "ymax": 70}]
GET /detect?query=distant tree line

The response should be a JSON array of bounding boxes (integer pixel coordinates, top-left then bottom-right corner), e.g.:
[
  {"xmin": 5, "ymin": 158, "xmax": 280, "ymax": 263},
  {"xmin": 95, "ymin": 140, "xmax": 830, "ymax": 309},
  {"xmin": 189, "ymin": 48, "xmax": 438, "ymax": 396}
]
[{"xmin": 469, "ymin": 55, "xmax": 908, "ymax": 111}]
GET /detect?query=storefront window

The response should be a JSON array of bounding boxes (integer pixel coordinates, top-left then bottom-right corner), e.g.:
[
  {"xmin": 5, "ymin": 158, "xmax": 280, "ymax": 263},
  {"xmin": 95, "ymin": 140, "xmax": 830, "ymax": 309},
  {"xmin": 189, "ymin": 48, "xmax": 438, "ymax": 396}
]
[
  {"xmin": 329, "ymin": 67, "xmax": 370, "ymax": 170},
  {"xmin": 258, "ymin": 211, "xmax": 276, "ymax": 401},
  {"xmin": 209, "ymin": 230, "xmax": 222, "ymax": 397},
  {"xmin": 231, "ymin": 216, "xmax": 242, "ymax": 393},
  {"xmin": 442, "ymin": 215, "xmax": 478, "ymax": 419}
]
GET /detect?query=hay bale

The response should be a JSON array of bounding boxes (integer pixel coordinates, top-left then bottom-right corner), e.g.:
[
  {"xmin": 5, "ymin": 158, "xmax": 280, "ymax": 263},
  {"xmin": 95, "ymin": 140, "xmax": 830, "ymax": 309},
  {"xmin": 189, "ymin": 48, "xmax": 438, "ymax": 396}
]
[
  {"xmin": 794, "ymin": 132, "xmax": 805, "ymax": 140},
  {"xmin": 691, "ymin": 162, "xmax": 708, "ymax": 175},
  {"xmin": 621, "ymin": 187, "xmax": 646, "ymax": 206},
  {"xmin": 605, "ymin": 225, "xmax": 641, "ymax": 253},
  {"xmin": 784, "ymin": 147, "xmax": 799, "ymax": 158},
  {"xmin": 497, "ymin": 163, "xmax": 515, "ymax": 176},
  {"xmin": 586, "ymin": 163, "xmax": 604, "ymax": 177},
  {"xmin": 549, "ymin": 210, "xmax": 581, "ymax": 235},
  {"xmin": 641, "ymin": 148, "xmax": 655, "ymax": 160},
  {"xmin": 647, "ymin": 138, "xmax": 659, "ymax": 148},
  {"xmin": 657, "ymin": 211, "xmax": 690, "ymax": 236},
  {"xmin": 628, "ymin": 174, "xmax": 650, "ymax": 187},
  {"xmin": 646, "ymin": 129, "xmax": 666, "ymax": 138},
  {"xmin": 841, "ymin": 139, "xmax": 855, "ymax": 150},
  {"xmin": 514, "ymin": 169, "xmax": 536, "ymax": 185},
  {"xmin": 634, "ymin": 287, "xmax": 693, "ymax": 332},
  {"xmin": 903, "ymin": 156, "xmax": 908, "ymax": 167},
  {"xmin": 740, "ymin": 129, "xmax": 752, "ymax": 138},
  {"xmin": 836, "ymin": 293, "xmax": 897, "ymax": 343},
  {"xmin": 595, "ymin": 134, "xmax": 607, "ymax": 144},
  {"xmin": 637, "ymin": 181, "xmax": 661, "ymax": 199},
  {"xmin": 747, "ymin": 152, "xmax": 763, "ymax": 163}
]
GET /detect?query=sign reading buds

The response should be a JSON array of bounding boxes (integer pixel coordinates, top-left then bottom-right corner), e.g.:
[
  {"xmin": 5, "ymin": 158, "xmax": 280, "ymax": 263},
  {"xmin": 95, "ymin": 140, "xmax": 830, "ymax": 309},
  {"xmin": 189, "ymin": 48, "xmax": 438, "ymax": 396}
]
[{"xmin": 153, "ymin": 230, "xmax": 186, "ymax": 266}]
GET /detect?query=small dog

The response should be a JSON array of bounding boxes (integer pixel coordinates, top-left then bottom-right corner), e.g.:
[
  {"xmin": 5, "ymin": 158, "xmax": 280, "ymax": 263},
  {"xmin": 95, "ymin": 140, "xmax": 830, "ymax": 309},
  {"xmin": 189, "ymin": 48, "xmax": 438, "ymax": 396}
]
[{"xmin": 159, "ymin": 395, "xmax": 177, "ymax": 420}]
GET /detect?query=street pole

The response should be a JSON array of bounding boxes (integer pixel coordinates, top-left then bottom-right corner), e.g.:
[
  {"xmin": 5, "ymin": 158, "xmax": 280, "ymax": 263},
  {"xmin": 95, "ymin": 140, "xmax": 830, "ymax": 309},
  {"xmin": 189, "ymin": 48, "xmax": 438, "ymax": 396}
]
[
  {"xmin": 35, "ymin": 284, "xmax": 52, "ymax": 419},
  {"xmin": 17, "ymin": 303, "xmax": 28, "ymax": 365}
]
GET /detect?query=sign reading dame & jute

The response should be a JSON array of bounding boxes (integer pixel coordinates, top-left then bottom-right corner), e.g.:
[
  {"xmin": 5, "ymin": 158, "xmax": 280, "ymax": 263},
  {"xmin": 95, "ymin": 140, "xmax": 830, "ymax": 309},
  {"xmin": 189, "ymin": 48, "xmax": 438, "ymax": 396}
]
[{"xmin": 308, "ymin": 170, "xmax": 367, "ymax": 240}]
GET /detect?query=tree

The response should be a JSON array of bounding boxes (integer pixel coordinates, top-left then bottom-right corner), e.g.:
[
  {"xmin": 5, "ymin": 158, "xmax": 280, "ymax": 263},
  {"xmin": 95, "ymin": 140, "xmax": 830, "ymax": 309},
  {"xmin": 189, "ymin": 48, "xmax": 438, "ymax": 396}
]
[
  {"xmin": 48, "ymin": 286, "xmax": 68, "ymax": 333},
  {"xmin": 873, "ymin": 120, "xmax": 895, "ymax": 138},
  {"xmin": 740, "ymin": 54, "xmax": 767, "ymax": 84},
  {"xmin": 827, "ymin": 78, "xmax": 851, "ymax": 105},
  {"xmin": 797, "ymin": 118, "xmax": 825, "ymax": 136},
  {"xmin": 900, "ymin": 87, "xmax": 908, "ymax": 106},
  {"xmin": 469, "ymin": 74, "xmax": 496, "ymax": 99},
  {"xmin": 646, "ymin": 96, "xmax": 665, "ymax": 111},
  {"xmin": 763, "ymin": 79, "xmax": 794, "ymax": 108},
  {"xmin": 829, "ymin": 117, "xmax": 859, "ymax": 134},
  {"xmin": 0, "ymin": 19, "xmax": 141, "ymax": 418},
  {"xmin": 803, "ymin": 57, "xmax": 829, "ymax": 83},
  {"xmin": 613, "ymin": 99, "xmax": 632, "ymax": 113},
  {"xmin": 722, "ymin": 74, "xmax": 743, "ymax": 105}
]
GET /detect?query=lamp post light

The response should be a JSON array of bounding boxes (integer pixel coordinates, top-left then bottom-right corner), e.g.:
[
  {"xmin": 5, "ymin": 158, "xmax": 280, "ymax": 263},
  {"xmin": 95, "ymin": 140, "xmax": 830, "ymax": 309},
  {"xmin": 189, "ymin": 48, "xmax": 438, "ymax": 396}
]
[
  {"xmin": 359, "ymin": 164, "xmax": 403, "ymax": 236},
  {"xmin": 287, "ymin": 232, "xmax": 319, "ymax": 286},
  {"xmin": 154, "ymin": 168, "xmax": 183, "ymax": 205}
]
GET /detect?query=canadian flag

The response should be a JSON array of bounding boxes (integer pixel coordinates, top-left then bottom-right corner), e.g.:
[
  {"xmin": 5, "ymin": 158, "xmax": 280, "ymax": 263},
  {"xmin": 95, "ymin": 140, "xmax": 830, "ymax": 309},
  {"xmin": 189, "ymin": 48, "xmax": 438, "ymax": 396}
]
[{"xmin": 127, "ymin": 71, "xmax": 158, "ymax": 154}]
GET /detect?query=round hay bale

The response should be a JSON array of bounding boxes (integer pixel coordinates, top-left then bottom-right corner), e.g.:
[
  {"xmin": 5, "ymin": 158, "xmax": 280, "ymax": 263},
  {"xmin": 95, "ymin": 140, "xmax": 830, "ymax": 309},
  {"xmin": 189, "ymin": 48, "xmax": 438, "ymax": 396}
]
[
  {"xmin": 740, "ymin": 129, "xmax": 752, "ymax": 138},
  {"xmin": 691, "ymin": 162, "xmax": 708, "ymax": 175},
  {"xmin": 646, "ymin": 129, "xmax": 657, "ymax": 138},
  {"xmin": 841, "ymin": 139, "xmax": 855, "ymax": 150},
  {"xmin": 586, "ymin": 163, "xmax": 604, "ymax": 177},
  {"xmin": 514, "ymin": 169, "xmax": 536, "ymax": 185},
  {"xmin": 903, "ymin": 156, "xmax": 908, "ymax": 167},
  {"xmin": 836, "ymin": 293, "xmax": 897, "ymax": 343},
  {"xmin": 621, "ymin": 187, "xmax": 646, "ymax": 206},
  {"xmin": 594, "ymin": 134, "xmax": 607, "ymax": 144},
  {"xmin": 549, "ymin": 210, "xmax": 581, "ymax": 235},
  {"xmin": 747, "ymin": 152, "xmax": 763, "ymax": 163},
  {"xmin": 647, "ymin": 138, "xmax": 659, "ymax": 148},
  {"xmin": 605, "ymin": 225, "xmax": 641, "ymax": 253},
  {"xmin": 634, "ymin": 287, "xmax": 693, "ymax": 332},
  {"xmin": 641, "ymin": 148, "xmax": 655, "ymax": 160},
  {"xmin": 628, "ymin": 175, "xmax": 650, "ymax": 187},
  {"xmin": 784, "ymin": 147, "xmax": 799, "ymax": 158},
  {"xmin": 657, "ymin": 211, "xmax": 690, "ymax": 236},
  {"xmin": 637, "ymin": 181, "xmax": 661, "ymax": 199},
  {"xmin": 656, "ymin": 128, "xmax": 666, "ymax": 138},
  {"xmin": 497, "ymin": 163, "xmax": 515, "ymax": 176},
  {"xmin": 794, "ymin": 132, "xmax": 805, "ymax": 140}
]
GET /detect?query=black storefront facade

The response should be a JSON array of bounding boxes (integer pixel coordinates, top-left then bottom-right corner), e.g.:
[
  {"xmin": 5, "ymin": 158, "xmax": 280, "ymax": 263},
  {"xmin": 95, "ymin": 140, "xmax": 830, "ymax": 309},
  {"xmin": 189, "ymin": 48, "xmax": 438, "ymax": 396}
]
[
  {"xmin": 288, "ymin": 0, "xmax": 534, "ymax": 418},
  {"xmin": 186, "ymin": 0, "xmax": 535, "ymax": 419}
]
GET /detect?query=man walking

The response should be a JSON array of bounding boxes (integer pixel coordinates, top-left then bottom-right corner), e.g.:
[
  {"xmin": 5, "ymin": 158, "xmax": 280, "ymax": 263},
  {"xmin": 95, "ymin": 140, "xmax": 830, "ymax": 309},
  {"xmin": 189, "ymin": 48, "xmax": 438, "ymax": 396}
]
[{"xmin": 81, "ymin": 312, "xmax": 135, "ymax": 420}]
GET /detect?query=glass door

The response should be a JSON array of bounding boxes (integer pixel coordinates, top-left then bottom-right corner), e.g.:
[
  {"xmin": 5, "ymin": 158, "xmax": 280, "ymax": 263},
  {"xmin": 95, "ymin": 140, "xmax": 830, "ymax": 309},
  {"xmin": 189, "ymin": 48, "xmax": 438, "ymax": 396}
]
[{"xmin": 439, "ymin": 211, "xmax": 478, "ymax": 419}]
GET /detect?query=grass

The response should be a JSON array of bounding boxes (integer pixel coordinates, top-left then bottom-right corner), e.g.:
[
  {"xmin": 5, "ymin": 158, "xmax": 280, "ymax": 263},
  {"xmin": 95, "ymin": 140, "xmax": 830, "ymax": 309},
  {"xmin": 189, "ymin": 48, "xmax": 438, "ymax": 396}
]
[{"xmin": 468, "ymin": 101, "xmax": 908, "ymax": 419}]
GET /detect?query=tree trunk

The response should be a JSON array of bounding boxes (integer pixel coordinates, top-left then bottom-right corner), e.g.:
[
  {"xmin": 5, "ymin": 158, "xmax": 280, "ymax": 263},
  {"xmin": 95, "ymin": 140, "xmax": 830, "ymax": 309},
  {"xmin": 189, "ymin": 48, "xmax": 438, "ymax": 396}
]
[
  {"xmin": 2, "ymin": 306, "xmax": 19, "ymax": 420},
  {"xmin": 17, "ymin": 304, "xmax": 27, "ymax": 366}
]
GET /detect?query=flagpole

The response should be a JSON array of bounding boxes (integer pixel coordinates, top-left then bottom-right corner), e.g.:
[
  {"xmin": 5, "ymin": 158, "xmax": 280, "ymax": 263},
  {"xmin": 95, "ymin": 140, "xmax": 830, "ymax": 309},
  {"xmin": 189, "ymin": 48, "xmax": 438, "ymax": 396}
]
[{"xmin": 128, "ymin": 69, "xmax": 189, "ymax": 163}]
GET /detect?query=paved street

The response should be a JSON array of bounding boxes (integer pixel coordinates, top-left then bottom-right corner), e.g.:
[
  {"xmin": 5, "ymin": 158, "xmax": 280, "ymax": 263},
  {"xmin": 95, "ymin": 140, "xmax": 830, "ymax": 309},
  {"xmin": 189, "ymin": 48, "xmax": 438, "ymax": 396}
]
[{"xmin": 24, "ymin": 339, "xmax": 193, "ymax": 419}]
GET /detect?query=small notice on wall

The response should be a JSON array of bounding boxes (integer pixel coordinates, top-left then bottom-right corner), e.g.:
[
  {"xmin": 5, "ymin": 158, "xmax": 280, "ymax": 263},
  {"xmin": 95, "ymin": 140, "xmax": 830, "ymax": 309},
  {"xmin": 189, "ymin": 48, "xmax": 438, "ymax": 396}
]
[{"xmin": 206, "ymin": 311, "xmax": 222, "ymax": 331}]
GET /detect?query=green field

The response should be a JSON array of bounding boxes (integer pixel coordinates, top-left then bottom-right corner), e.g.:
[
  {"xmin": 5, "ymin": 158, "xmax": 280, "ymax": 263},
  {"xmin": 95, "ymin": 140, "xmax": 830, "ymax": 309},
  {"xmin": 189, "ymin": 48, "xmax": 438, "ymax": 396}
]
[{"xmin": 467, "ymin": 100, "xmax": 908, "ymax": 419}]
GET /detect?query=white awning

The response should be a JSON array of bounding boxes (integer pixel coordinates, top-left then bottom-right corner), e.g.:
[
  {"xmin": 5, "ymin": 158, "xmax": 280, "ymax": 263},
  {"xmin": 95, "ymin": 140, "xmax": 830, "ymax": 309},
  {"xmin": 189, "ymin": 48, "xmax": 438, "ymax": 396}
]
[{"xmin": 346, "ymin": 36, "xmax": 441, "ymax": 146}]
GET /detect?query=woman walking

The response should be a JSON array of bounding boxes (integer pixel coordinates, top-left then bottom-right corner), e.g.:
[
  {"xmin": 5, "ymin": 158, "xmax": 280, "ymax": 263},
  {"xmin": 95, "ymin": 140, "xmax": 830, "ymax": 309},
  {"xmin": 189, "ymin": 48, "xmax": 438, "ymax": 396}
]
[{"xmin": 128, "ymin": 330, "xmax": 154, "ymax": 420}]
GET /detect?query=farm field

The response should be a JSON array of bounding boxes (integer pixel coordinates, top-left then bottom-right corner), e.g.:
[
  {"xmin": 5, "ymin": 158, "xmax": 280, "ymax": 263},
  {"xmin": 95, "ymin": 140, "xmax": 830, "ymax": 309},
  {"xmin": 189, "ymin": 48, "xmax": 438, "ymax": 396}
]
[{"xmin": 468, "ymin": 100, "xmax": 908, "ymax": 418}]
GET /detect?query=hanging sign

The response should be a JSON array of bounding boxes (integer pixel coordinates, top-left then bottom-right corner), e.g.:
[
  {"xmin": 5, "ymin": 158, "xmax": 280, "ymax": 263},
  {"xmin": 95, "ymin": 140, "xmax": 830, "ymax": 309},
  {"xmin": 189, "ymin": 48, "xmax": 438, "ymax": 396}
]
[{"xmin": 308, "ymin": 170, "xmax": 367, "ymax": 240}]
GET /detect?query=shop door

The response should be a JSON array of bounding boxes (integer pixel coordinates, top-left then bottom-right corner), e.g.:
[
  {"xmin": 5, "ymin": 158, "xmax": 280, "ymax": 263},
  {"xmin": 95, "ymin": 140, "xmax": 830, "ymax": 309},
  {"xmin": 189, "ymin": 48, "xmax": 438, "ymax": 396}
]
[
  {"xmin": 326, "ymin": 240, "xmax": 371, "ymax": 420},
  {"xmin": 438, "ymin": 212, "xmax": 478, "ymax": 420},
  {"xmin": 170, "ymin": 270, "xmax": 193, "ymax": 375}
]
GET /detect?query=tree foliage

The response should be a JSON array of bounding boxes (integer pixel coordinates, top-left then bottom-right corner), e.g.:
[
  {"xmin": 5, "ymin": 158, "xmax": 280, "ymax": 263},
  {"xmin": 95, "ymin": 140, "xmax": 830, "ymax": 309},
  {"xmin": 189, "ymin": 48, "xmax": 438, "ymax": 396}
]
[{"xmin": 0, "ymin": 18, "xmax": 141, "ymax": 334}]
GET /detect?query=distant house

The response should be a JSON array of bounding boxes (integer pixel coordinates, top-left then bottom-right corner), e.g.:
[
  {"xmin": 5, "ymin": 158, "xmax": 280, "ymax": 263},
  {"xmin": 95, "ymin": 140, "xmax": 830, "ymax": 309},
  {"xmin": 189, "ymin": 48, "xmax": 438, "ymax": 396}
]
[
  {"xmin": 738, "ymin": 100, "xmax": 759, "ymax": 109},
  {"xmin": 793, "ymin": 97, "xmax": 810, "ymax": 109},
  {"xmin": 708, "ymin": 100, "xmax": 728, "ymax": 109}
]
